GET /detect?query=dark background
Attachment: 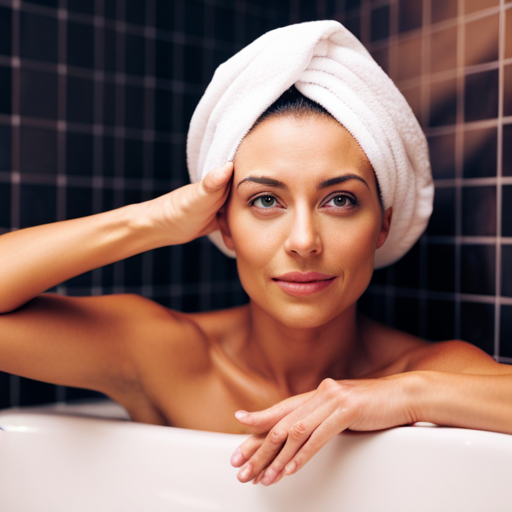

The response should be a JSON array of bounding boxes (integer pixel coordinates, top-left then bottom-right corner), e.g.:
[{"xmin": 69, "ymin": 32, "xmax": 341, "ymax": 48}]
[{"xmin": 0, "ymin": 0, "xmax": 511, "ymax": 408}]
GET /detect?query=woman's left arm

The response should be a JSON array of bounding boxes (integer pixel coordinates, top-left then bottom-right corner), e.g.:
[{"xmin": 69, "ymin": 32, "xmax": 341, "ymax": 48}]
[{"xmin": 231, "ymin": 340, "xmax": 512, "ymax": 486}]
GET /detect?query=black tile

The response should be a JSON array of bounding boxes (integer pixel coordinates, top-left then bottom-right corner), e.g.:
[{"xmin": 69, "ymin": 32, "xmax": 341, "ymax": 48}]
[
  {"xmin": 182, "ymin": 239, "xmax": 202, "ymax": 284},
  {"xmin": 393, "ymin": 241, "xmax": 420, "ymax": 288},
  {"xmin": 427, "ymin": 244, "xmax": 455, "ymax": 292},
  {"xmin": 344, "ymin": 14, "xmax": 361, "ymax": 41},
  {"xmin": 183, "ymin": 43, "xmax": 204, "ymax": 85},
  {"xmin": 126, "ymin": 0, "xmax": 146, "ymax": 26},
  {"xmin": 124, "ymin": 189, "xmax": 143, "ymax": 207},
  {"xmin": 210, "ymin": 247, "xmax": 235, "ymax": 283},
  {"xmin": 0, "ymin": 6, "xmax": 12, "ymax": 56},
  {"xmin": 426, "ymin": 299, "xmax": 455, "ymax": 341},
  {"xmin": 125, "ymin": 34, "xmax": 145, "ymax": 76},
  {"xmin": 104, "ymin": 0, "xmax": 116, "ymax": 20},
  {"xmin": 460, "ymin": 301, "xmax": 494, "ymax": 355},
  {"xmin": 125, "ymin": 138, "xmax": 144, "ymax": 178},
  {"xmin": 370, "ymin": 267, "xmax": 389, "ymax": 285},
  {"xmin": 103, "ymin": 28, "xmax": 117, "ymax": 73},
  {"xmin": 154, "ymin": 89, "xmax": 173, "ymax": 132},
  {"xmin": 20, "ymin": 11, "xmax": 58, "ymax": 63},
  {"xmin": 24, "ymin": 0, "xmax": 58, "ymax": 7},
  {"xmin": 20, "ymin": 184, "xmax": 57, "ymax": 228},
  {"xmin": 215, "ymin": 6, "xmax": 236, "ymax": 43},
  {"xmin": 503, "ymin": 124, "xmax": 512, "ymax": 177},
  {"xmin": 103, "ymin": 135, "xmax": 115, "ymax": 176},
  {"xmin": 502, "ymin": 245, "xmax": 512, "ymax": 297},
  {"xmin": 67, "ymin": 75, "xmax": 94, "ymax": 123},
  {"xmin": 65, "ymin": 269, "xmax": 94, "ymax": 290},
  {"xmin": 0, "ymin": 372, "xmax": 10, "ymax": 409},
  {"xmin": 155, "ymin": 39, "xmax": 174, "ymax": 80},
  {"xmin": 460, "ymin": 244, "xmax": 495, "ymax": 295},
  {"xmin": 19, "ymin": 377, "xmax": 56, "ymax": 407},
  {"xmin": 427, "ymin": 186, "xmax": 456, "ymax": 236},
  {"xmin": 0, "ymin": 124, "xmax": 11, "ymax": 169},
  {"xmin": 394, "ymin": 297, "xmax": 420, "ymax": 336},
  {"xmin": 431, "ymin": 0, "xmax": 457, "ymax": 24},
  {"xmin": 463, "ymin": 127, "xmax": 497, "ymax": 178},
  {"xmin": 184, "ymin": 0, "xmax": 205, "ymax": 37},
  {"xmin": 246, "ymin": 15, "xmax": 267, "ymax": 44},
  {"xmin": 0, "ymin": 66, "xmax": 10, "ymax": 115},
  {"xmin": 67, "ymin": 0, "xmax": 94, "ymax": 15},
  {"xmin": 429, "ymin": 78, "xmax": 457, "ymax": 127},
  {"xmin": 125, "ymin": 85, "xmax": 145, "ymax": 129},
  {"xmin": 371, "ymin": 6, "xmax": 390, "ymax": 42},
  {"xmin": 500, "ymin": 305, "xmax": 512, "ymax": 358},
  {"xmin": 357, "ymin": 291, "xmax": 388, "ymax": 324},
  {"xmin": 103, "ymin": 81, "xmax": 116, "ymax": 126},
  {"xmin": 152, "ymin": 246, "xmax": 173, "ymax": 286},
  {"xmin": 346, "ymin": 0, "xmax": 361, "ymax": 12},
  {"xmin": 505, "ymin": 65, "xmax": 512, "ymax": 117},
  {"xmin": 155, "ymin": 0, "xmax": 174, "ymax": 31},
  {"xmin": 20, "ymin": 69, "xmax": 58, "ymax": 119},
  {"xmin": 66, "ymin": 186, "xmax": 92, "ymax": 220},
  {"xmin": 20, "ymin": 126, "xmax": 57, "ymax": 175},
  {"xmin": 211, "ymin": 290, "xmax": 232, "ymax": 310},
  {"xmin": 464, "ymin": 69, "xmax": 499, "ymax": 122},
  {"xmin": 154, "ymin": 140, "xmax": 172, "ymax": 179},
  {"xmin": 0, "ymin": 182, "xmax": 10, "ymax": 228},
  {"xmin": 67, "ymin": 21, "xmax": 94, "ymax": 69},
  {"xmin": 461, "ymin": 186, "xmax": 496, "ymax": 236},
  {"xmin": 398, "ymin": 0, "xmax": 422, "ymax": 33},
  {"xmin": 182, "ymin": 293, "xmax": 200, "ymax": 313},
  {"xmin": 299, "ymin": 0, "xmax": 318, "ymax": 21},
  {"xmin": 66, "ymin": 131, "xmax": 93, "ymax": 176},
  {"xmin": 124, "ymin": 253, "xmax": 144, "ymax": 286},
  {"xmin": 502, "ymin": 186, "xmax": 512, "ymax": 237}
]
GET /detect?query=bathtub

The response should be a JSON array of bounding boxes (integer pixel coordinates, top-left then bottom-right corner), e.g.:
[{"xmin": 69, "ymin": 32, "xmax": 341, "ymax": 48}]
[{"xmin": 0, "ymin": 400, "xmax": 511, "ymax": 512}]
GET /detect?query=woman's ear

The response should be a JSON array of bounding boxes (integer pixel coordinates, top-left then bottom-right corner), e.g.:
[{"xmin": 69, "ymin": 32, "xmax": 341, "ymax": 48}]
[
  {"xmin": 376, "ymin": 207, "xmax": 392, "ymax": 249},
  {"xmin": 216, "ymin": 207, "xmax": 235, "ymax": 251}
]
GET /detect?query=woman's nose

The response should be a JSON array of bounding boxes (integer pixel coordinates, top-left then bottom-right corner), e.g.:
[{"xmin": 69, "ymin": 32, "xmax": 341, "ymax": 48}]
[{"xmin": 283, "ymin": 207, "xmax": 323, "ymax": 257}]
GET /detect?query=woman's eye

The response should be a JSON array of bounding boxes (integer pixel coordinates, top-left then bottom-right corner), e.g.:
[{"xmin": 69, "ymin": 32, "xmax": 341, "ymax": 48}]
[
  {"xmin": 324, "ymin": 194, "xmax": 355, "ymax": 208},
  {"xmin": 251, "ymin": 195, "xmax": 277, "ymax": 208}
]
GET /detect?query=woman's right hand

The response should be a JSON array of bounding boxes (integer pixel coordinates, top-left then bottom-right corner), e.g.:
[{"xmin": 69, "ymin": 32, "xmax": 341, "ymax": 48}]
[{"xmin": 146, "ymin": 162, "xmax": 234, "ymax": 246}]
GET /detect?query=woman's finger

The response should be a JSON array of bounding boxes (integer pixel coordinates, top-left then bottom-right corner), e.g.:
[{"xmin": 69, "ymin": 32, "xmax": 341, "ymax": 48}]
[
  {"xmin": 282, "ymin": 410, "xmax": 349, "ymax": 478},
  {"xmin": 230, "ymin": 434, "xmax": 265, "ymax": 467},
  {"xmin": 258, "ymin": 400, "xmax": 338, "ymax": 485},
  {"xmin": 234, "ymin": 390, "xmax": 314, "ymax": 433},
  {"xmin": 201, "ymin": 161, "xmax": 234, "ymax": 192}
]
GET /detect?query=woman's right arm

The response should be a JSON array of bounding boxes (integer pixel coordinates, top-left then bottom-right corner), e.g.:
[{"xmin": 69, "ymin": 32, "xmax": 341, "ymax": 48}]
[
  {"xmin": 0, "ymin": 162, "xmax": 233, "ymax": 314},
  {"xmin": 0, "ymin": 162, "xmax": 233, "ymax": 402}
]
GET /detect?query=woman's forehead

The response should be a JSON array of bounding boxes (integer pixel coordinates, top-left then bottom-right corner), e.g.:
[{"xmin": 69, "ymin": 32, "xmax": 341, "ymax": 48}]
[{"xmin": 233, "ymin": 115, "xmax": 375, "ymax": 187}]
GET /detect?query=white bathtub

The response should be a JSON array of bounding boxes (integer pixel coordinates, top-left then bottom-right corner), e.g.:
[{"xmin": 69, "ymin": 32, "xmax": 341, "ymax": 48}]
[{"xmin": 0, "ymin": 400, "xmax": 511, "ymax": 512}]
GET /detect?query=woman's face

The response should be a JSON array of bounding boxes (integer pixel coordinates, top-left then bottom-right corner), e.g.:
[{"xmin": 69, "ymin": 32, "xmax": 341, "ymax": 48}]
[{"xmin": 218, "ymin": 114, "xmax": 392, "ymax": 329}]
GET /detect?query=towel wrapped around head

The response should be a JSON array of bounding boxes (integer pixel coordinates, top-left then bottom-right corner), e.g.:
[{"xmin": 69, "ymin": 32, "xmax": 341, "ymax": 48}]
[{"xmin": 186, "ymin": 20, "xmax": 434, "ymax": 268}]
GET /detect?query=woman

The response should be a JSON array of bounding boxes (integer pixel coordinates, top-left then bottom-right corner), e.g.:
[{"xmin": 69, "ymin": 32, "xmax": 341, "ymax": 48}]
[{"xmin": 0, "ymin": 21, "xmax": 511, "ymax": 489}]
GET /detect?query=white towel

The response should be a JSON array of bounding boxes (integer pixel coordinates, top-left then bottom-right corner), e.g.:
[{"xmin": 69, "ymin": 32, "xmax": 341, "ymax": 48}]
[{"xmin": 187, "ymin": 20, "xmax": 434, "ymax": 268}]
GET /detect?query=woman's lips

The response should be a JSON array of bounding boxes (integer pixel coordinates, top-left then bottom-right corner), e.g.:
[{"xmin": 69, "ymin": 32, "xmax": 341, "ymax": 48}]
[{"xmin": 272, "ymin": 272, "xmax": 336, "ymax": 297}]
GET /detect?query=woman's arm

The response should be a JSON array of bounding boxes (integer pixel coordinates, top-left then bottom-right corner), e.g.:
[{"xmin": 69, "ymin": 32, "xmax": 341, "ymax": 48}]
[
  {"xmin": 231, "ymin": 340, "xmax": 512, "ymax": 486},
  {"xmin": 0, "ymin": 162, "xmax": 233, "ymax": 314}
]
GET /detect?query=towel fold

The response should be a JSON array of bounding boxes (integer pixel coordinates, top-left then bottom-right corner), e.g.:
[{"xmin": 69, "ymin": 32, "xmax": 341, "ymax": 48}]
[{"xmin": 187, "ymin": 20, "xmax": 433, "ymax": 268}]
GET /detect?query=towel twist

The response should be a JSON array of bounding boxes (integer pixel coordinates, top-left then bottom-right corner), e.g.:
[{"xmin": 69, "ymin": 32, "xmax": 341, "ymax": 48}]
[{"xmin": 187, "ymin": 20, "xmax": 434, "ymax": 268}]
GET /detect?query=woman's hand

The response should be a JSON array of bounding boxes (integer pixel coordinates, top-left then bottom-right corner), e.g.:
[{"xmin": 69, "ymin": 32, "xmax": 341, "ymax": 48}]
[
  {"xmin": 230, "ymin": 375, "xmax": 417, "ymax": 486},
  {"xmin": 145, "ymin": 162, "xmax": 233, "ymax": 246}
]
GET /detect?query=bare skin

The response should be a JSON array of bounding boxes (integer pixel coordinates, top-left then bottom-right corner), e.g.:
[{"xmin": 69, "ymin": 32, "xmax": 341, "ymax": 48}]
[{"xmin": 0, "ymin": 115, "xmax": 511, "ymax": 488}]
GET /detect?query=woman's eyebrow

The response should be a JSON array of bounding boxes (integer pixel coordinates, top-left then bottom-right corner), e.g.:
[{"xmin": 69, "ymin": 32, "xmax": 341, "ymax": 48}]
[{"xmin": 236, "ymin": 174, "xmax": 369, "ymax": 190}]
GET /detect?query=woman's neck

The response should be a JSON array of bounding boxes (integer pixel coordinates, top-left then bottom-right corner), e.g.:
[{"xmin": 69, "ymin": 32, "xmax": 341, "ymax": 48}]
[{"xmin": 240, "ymin": 300, "xmax": 367, "ymax": 397}]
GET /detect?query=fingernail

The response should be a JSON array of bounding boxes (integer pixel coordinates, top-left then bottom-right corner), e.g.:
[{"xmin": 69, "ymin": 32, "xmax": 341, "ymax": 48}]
[
  {"xmin": 239, "ymin": 465, "xmax": 251, "ymax": 481},
  {"xmin": 230, "ymin": 448, "xmax": 244, "ymax": 466},
  {"xmin": 261, "ymin": 468, "xmax": 276, "ymax": 486},
  {"xmin": 234, "ymin": 410, "xmax": 249, "ymax": 421},
  {"xmin": 284, "ymin": 461, "xmax": 296, "ymax": 475}
]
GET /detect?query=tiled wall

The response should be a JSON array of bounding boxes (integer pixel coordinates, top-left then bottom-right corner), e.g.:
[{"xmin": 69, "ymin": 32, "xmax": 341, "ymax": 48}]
[{"xmin": 0, "ymin": 0, "xmax": 509, "ymax": 408}]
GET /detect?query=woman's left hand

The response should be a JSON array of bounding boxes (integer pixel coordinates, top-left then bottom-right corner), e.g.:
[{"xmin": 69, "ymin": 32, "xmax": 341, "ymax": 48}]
[{"xmin": 230, "ymin": 375, "xmax": 417, "ymax": 486}]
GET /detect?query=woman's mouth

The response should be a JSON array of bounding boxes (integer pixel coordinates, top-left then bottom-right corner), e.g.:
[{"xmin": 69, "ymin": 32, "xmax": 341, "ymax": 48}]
[{"xmin": 272, "ymin": 272, "xmax": 336, "ymax": 297}]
